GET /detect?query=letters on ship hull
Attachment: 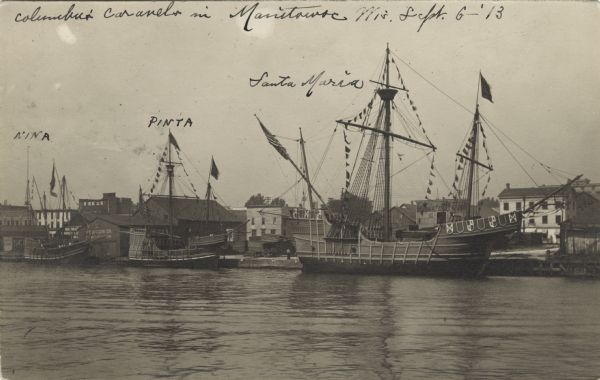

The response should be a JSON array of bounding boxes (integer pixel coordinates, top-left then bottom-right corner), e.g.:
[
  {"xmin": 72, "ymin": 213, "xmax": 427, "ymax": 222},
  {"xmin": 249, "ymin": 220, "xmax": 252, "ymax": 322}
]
[{"xmin": 295, "ymin": 212, "xmax": 522, "ymax": 277}]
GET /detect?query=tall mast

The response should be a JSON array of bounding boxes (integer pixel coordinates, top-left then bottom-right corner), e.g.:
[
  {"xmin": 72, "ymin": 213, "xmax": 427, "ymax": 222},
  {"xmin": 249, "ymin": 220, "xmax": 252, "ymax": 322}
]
[
  {"xmin": 166, "ymin": 132, "xmax": 175, "ymax": 248},
  {"xmin": 378, "ymin": 43, "xmax": 398, "ymax": 241},
  {"xmin": 466, "ymin": 76, "xmax": 482, "ymax": 219},
  {"xmin": 25, "ymin": 146, "xmax": 30, "ymax": 207},
  {"xmin": 466, "ymin": 106, "xmax": 480, "ymax": 219},
  {"xmin": 298, "ymin": 128, "xmax": 314, "ymax": 211},
  {"xmin": 206, "ymin": 159, "xmax": 212, "ymax": 225}
]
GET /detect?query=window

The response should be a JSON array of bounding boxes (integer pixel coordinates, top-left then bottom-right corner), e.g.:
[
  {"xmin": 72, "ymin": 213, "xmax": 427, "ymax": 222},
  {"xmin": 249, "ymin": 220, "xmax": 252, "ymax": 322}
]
[
  {"xmin": 542, "ymin": 216, "xmax": 548, "ymax": 224},
  {"xmin": 251, "ymin": 217, "xmax": 255, "ymax": 225},
  {"xmin": 261, "ymin": 228, "xmax": 266, "ymax": 235},
  {"xmin": 503, "ymin": 202, "xmax": 509, "ymax": 211},
  {"xmin": 528, "ymin": 202, "xmax": 534, "ymax": 209},
  {"xmin": 261, "ymin": 217, "xmax": 265, "ymax": 225},
  {"xmin": 542, "ymin": 201, "xmax": 548, "ymax": 210},
  {"xmin": 555, "ymin": 201, "xmax": 563, "ymax": 209},
  {"xmin": 555, "ymin": 215, "xmax": 562, "ymax": 224},
  {"xmin": 271, "ymin": 229, "xmax": 276, "ymax": 235},
  {"xmin": 273, "ymin": 217, "xmax": 277, "ymax": 224},
  {"xmin": 516, "ymin": 202, "xmax": 522, "ymax": 211},
  {"xmin": 251, "ymin": 230, "xmax": 257, "ymax": 237},
  {"xmin": 528, "ymin": 218, "xmax": 535, "ymax": 225}
]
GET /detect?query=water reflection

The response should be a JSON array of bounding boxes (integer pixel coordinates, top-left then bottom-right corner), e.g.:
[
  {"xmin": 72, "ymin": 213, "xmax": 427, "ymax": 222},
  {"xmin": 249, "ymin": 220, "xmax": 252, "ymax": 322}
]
[{"xmin": 1, "ymin": 264, "xmax": 600, "ymax": 379}]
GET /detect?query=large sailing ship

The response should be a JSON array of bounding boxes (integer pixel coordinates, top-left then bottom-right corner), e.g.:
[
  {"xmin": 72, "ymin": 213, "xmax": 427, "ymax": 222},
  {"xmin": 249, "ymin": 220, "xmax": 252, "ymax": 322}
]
[
  {"xmin": 259, "ymin": 45, "xmax": 578, "ymax": 276},
  {"xmin": 126, "ymin": 132, "xmax": 223, "ymax": 269}
]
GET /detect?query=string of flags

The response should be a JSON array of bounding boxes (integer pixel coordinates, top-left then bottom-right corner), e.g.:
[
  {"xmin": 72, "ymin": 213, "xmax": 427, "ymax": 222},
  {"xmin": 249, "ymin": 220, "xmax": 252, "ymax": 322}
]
[
  {"xmin": 344, "ymin": 128, "xmax": 351, "ymax": 189},
  {"xmin": 424, "ymin": 155, "xmax": 436, "ymax": 200},
  {"xmin": 150, "ymin": 146, "xmax": 169, "ymax": 194},
  {"xmin": 391, "ymin": 58, "xmax": 434, "ymax": 147},
  {"xmin": 350, "ymin": 94, "xmax": 376, "ymax": 123}
]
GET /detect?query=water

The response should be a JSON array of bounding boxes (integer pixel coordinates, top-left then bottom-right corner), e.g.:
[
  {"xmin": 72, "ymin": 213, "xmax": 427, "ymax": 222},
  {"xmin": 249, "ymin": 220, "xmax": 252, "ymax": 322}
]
[{"xmin": 0, "ymin": 263, "xmax": 599, "ymax": 380}]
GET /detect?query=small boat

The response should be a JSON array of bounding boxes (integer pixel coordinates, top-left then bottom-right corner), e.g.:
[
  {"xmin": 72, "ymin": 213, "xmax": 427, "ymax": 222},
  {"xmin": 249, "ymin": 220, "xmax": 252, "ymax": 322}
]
[{"xmin": 23, "ymin": 238, "xmax": 91, "ymax": 265}]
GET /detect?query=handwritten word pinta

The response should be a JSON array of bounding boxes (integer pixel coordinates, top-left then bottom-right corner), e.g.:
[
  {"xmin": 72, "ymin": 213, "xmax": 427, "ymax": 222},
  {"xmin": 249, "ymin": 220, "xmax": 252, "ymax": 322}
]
[
  {"xmin": 230, "ymin": 2, "xmax": 347, "ymax": 32},
  {"xmin": 147, "ymin": 117, "xmax": 193, "ymax": 128},
  {"xmin": 249, "ymin": 71, "xmax": 364, "ymax": 97}
]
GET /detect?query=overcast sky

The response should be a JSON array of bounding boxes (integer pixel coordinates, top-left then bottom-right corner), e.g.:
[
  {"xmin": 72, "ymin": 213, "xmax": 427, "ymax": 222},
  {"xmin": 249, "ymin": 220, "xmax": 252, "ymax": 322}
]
[{"xmin": 1, "ymin": 1, "xmax": 599, "ymax": 209}]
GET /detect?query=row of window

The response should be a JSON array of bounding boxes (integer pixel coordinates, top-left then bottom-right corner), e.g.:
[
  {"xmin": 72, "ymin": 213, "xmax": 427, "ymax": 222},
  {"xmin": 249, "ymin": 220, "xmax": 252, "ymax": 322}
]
[
  {"xmin": 503, "ymin": 201, "xmax": 563, "ymax": 211},
  {"xmin": 250, "ymin": 217, "xmax": 277, "ymax": 225},
  {"xmin": 250, "ymin": 229, "xmax": 277, "ymax": 237},
  {"xmin": 527, "ymin": 215, "xmax": 561, "ymax": 225},
  {"xmin": 81, "ymin": 200, "xmax": 105, "ymax": 207},
  {"xmin": 0, "ymin": 219, "xmax": 34, "ymax": 226}
]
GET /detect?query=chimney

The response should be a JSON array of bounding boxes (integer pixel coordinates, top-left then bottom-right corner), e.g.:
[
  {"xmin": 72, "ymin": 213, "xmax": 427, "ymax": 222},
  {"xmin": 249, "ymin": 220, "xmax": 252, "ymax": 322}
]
[{"xmin": 506, "ymin": 183, "xmax": 510, "ymax": 189}]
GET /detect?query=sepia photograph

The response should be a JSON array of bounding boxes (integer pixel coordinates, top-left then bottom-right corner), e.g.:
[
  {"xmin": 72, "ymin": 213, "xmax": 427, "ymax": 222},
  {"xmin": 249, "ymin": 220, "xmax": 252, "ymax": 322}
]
[{"xmin": 1, "ymin": 1, "xmax": 599, "ymax": 379}]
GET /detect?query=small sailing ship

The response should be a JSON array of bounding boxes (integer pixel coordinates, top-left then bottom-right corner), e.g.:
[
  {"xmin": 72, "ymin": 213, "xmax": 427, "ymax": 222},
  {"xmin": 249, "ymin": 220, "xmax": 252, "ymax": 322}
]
[
  {"xmin": 126, "ymin": 132, "xmax": 223, "ymax": 269},
  {"xmin": 21, "ymin": 151, "xmax": 91, "ymax": 264},
  {"xmin": 260, "ymin": 45, "xmax": 577, "ymax": 276}
]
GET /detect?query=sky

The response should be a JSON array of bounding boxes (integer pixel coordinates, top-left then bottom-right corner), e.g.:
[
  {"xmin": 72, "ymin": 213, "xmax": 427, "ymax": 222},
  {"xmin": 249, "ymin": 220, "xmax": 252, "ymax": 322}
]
[{"xmin": 1, "ymin": 1, "xmax": 599, "ymax": 209}]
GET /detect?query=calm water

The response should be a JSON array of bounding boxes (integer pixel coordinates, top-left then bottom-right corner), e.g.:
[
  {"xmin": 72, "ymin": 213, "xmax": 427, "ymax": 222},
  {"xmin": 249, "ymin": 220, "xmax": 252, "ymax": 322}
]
[{"xmin": 0, "ymin": 263, "xmax": 599, "ymax": 380}]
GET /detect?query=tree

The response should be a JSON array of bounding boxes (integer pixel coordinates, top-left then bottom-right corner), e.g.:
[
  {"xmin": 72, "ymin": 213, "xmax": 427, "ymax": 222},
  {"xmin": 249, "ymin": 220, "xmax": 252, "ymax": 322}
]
[
  {"xmin": 245, "ymin": 193, "xmax": 266, "ymax": 207},
  {"xmin": 269, "ymin": 197, "xmax": 287, "ymax": 207}
]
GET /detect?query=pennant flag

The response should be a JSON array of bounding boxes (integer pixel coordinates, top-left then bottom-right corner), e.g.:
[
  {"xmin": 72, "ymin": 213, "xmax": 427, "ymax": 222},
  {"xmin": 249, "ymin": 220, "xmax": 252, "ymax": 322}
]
[
  {"xmin": 210, "ymin": 157, "xmax": 220, "ymax": 180},
  {"xmin": 256, "ymin": 115, "xmax": 290, "ymax": 160},
  {"xmin": 50, "ymin": 162, "xmax": 57, "ymax": 197},
  {"xmin": 168, "ymin": 132, "xmax": 180, "ymax": 151},
  {"xmin": 480, "ymin": 73, "xmax": 493, "ymax": 103}
]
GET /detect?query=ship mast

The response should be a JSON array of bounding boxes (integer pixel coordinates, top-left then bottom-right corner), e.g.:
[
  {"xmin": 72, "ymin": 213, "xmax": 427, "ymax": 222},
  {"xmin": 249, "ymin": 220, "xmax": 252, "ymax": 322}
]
[
  {"xmin": 379, "ymin": 44, "xmax": 397, "ymax": 241},
  {"xmin": 166, "ymin": 131, "xmax": 175, "ymax": 248},
  {"xmin": 25, "ymin": 146, "xmax": 31, "ymax": 207},
  {"xmin": 298, "ymin": 128, "xmax": 314, "ymax": 211},
  {"xmin": 465, "ymin": 104, "xmax": 480, "ymax": 219}
]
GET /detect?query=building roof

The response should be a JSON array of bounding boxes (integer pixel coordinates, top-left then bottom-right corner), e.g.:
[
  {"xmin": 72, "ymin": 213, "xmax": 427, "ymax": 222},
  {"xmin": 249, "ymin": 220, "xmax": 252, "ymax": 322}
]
[
  {"xmin": 87, "ymin": 213, "xmax": 167, "ymax": 227},
  {"xmin": 498, "ymin": 185, "xmax": 568, "ymax": 199},
  {"xmin": 139, "ymin": 196, "xmax": 240, "ymax": 223}
]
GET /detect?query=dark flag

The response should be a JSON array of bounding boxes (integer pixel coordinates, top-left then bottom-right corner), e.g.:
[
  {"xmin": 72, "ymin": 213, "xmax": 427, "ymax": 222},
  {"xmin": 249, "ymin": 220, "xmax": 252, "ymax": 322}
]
[
  {"xmin": 50, "ymin": 162, "xmax": 57, "ymax": 197},
  {"xmin": 169, "ymin": 132, "xmax": 180, "ymax": 150},
  {"xmin": 480, "ymin": 73, "xmax": 493, "ymax": 103},
  {"xmin": 255, "ymin": 115, "xmax": 290, "ymax": 160},
  {"xmin": 210, "ymin": 157, "xmax": 219, "ymax": 180}
]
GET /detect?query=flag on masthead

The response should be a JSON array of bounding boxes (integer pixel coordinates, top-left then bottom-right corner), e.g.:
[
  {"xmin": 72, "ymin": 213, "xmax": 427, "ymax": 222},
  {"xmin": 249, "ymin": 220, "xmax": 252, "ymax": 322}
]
[{"xmin": 480, "ymin": 73, "xmax": 493, "ymax": 103}]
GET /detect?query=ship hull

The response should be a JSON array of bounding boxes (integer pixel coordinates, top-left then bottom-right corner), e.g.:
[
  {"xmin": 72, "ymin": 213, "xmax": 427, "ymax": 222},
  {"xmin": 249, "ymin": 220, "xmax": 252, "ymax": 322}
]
[
  {"xmin": 126, "ymin": 253, "xmax": 219, "ymax": 269},
  {"xmin": 296, "ymin": 212, "xmax": 521, "ymax": 277},
  {"xmin": 23, "ymin": 240, "xmax": 93, "ymax": 265}
]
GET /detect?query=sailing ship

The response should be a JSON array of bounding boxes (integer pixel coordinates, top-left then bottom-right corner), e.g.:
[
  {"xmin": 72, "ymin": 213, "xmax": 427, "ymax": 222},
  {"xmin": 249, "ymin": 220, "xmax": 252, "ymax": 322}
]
[
  {"xmin": 259, "ymin": 45, "xmax": 578, "ymax": 276},
  {"xmin": 126, "ymin": 131, "xmax": 222, "ymax": 269},
  {"xmin": 21, "ymin": 150, "xmax": 92, "ymax": 264}
]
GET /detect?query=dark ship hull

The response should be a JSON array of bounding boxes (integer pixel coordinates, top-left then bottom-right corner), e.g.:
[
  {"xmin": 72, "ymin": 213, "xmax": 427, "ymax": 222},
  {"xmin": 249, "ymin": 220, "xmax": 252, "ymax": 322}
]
[
  {"xmin": 126, "ymin": 253, "xmax": 219, "ymax": 269},
  {"xmin": 23, "ymin": 239, "xmax": 92, "ymax": 265},
  {"xmin": 127, "ymin": 228, "xmax": 219, "ymax": 270},
  {"xmin": 296, "ymin": 212, "xmax": 521, "ymax": 277}
]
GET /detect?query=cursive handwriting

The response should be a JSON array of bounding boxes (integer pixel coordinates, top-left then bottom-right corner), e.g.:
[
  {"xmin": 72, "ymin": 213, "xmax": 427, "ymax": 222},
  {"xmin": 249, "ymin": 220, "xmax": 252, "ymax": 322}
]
[
  {"xmin": 249, "ymin": 71, "xmax": 363, "ymax": 97},
  {"xmin": 104, "ymin": 1, "xmax": 182, "ymax": 19},
  {"xmin": 230, "ymin": 2, "xmax": 347, "ymax": 32},
  {"xmin": 15, "ymin": 4, "xmax": 93, "ymax": 23}
]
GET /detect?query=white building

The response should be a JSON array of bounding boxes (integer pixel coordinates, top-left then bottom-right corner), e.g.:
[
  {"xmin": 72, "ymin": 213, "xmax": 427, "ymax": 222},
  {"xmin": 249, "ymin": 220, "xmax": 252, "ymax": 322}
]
[
  {"xmin": 246, "ymin": 205, "xmax": 287, "ymax": 239},
  {"xmin": 498, "ymin": 184, "xmax": 568, "ymax": 243}
]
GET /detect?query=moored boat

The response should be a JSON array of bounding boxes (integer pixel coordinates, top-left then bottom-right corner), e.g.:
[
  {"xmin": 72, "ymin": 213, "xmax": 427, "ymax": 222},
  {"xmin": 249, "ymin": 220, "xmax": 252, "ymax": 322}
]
[{"xmin": 23, "ymin": 238, "xmax": 91, "ymax": 265}]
